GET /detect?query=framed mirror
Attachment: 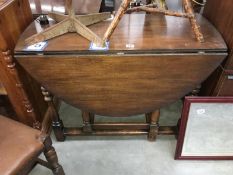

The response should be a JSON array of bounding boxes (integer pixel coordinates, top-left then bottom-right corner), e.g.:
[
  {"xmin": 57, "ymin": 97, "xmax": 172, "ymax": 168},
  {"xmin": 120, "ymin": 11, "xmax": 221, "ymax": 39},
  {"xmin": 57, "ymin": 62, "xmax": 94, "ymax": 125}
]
[{"xmin": 175, "ymin": 97, "xmax": 233, "ymax": 160}]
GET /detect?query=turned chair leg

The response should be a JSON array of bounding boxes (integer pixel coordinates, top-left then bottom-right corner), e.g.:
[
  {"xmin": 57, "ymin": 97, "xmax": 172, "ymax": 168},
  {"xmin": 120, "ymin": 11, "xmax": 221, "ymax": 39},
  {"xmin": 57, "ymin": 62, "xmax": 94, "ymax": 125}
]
[
  {"xmin": 146, "ymin": 110, "xmax": 160, "ymax": 141},
  {"xmin": 41, "ymin": 87, "xmax": 65, "ymax": 141},
  {"xmin": 82, "ymin": 111, "xmax": 93, "ymax": 132},
  {"xmin": 43, "ymin": 136, "xmax": 65, "ymax": 175}
]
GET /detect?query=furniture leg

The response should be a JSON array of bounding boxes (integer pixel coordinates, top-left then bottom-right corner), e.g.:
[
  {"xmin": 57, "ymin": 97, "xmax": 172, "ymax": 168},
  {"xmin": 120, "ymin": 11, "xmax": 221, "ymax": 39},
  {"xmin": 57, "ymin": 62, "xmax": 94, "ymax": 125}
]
[
  {"xmin": 26, "ymin": 0, "xmax": 108, "ymax": 46},
  {"xmin": 73, "ymin": 18, "xmax": 104, "ymax": 45},
  {"xmin": 76, "ymin": 12, "xmax": 111, "ymax": 26},
  {"xmin": 183, "ymin": 0, "xmax": 204, "ymax": 42},
  {"xmin": 43, "ymin": 136, "xmax": 65, "ymax": 175},
  {"xmin": 41, "ymin": 87, "xmax": 65, "ymax": 141},
  {"xmin": 26, "ymin": 19, "xmax": 70, "ymax": 45},
  {"xmin": 147, "ymin": 110, "xmax": 160, "ymax": 141},
  {"xmin": 82, "ymin": 111, "xmax": 93, "ymax": 132},
  {"xmin": 102, "ymin": 0, "xmax": 131, "ymax": 44}
]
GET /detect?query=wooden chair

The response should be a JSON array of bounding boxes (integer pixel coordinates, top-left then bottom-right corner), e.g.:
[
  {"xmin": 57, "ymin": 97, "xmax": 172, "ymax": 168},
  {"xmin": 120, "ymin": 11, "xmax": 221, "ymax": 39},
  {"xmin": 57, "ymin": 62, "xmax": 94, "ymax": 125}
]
[
  {"xmin": 0, "ymin": 114, "xmax": 65, "ymax": 175},
  {"xmin": 0, "ymin": 0, "xmax": 49, "ymax": 127}
]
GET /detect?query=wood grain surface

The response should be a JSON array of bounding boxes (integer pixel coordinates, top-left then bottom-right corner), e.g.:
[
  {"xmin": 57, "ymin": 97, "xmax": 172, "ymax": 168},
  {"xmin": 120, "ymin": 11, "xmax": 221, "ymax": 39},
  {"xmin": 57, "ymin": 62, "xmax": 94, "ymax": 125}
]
[
  {"xmin": 0, "ymin": 0, "xmax": 48, "ymax": 126},
  {"xmin": 200, "ymin": 0, "xmax": 233, "ymax": 96},
  {"xmin": 15, "ymin": 13, "xmax": 227, "ymax": 117},
  {"xmin": 16, "ymin": 54, "xmax": 225, "ymax": 116},
  {"xmin": 15, "ymin": 14, "xmax": 226, "ymax": 53}
]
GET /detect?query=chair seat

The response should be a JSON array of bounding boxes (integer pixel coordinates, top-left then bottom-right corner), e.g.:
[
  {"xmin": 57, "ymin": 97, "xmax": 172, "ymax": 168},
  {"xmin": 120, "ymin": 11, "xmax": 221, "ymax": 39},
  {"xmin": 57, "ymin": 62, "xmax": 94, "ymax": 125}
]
[{"xmin": 0, "ymin": 115, "xmax": 44, "ymax": 175}]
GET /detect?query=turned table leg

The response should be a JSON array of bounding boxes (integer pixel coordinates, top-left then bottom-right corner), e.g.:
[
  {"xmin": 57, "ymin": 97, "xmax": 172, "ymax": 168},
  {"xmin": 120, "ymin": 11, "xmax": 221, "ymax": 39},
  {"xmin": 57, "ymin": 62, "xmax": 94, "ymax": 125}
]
[
  {"xmin": 147, "ymin": 110, "xmax": 160, "ymax": 141},
  {"xmin": 41, "ymin": 87, "xmax": 65, "ymax": 141}
]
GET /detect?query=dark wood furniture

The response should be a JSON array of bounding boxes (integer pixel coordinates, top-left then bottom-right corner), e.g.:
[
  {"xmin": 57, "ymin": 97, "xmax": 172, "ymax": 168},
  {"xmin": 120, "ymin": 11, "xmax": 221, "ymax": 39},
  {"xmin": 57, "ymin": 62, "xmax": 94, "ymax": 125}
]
[
  {"xmin": 102, "ymin": 0, "xmax": 204, "ymax": 48},
  {"xmin": 201, "ymin": 0, "xmax": 233, "ymax": 96},
  {"xmin": 0, "ymin": 0, "xmax": 50, "ymax": 127},
  {"xmin": 0, "ymin": 114, "xmax": 64, "ymax": 174},
  {"xmin": 0, "ymin": 0, "xmax": 14, "ymax": 119},
  {"xmin": 15, "ymin": 13, "xmax": 227, "ymax": 141}
]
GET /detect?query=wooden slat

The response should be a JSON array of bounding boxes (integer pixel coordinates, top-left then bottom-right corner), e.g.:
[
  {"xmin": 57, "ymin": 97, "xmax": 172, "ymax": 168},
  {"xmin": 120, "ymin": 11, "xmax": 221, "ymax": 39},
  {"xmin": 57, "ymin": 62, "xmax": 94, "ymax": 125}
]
[
  {"xmin": 64, "ymin": 127, "xmax": 148, "ymax": 136},
  {"xmin": 93, "ymin": 123, "xmax": 150, "ymax": 130},
  {"xmin": 63, "ymin": 125, "xmax": 177, "ymax": 136}
]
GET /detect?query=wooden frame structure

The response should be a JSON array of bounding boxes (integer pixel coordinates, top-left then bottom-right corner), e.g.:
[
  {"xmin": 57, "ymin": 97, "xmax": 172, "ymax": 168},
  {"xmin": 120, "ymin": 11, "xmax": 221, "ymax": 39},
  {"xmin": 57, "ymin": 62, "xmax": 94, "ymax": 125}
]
[
  {"xmin": 0, "ymin": 113, "xmax": 64, "ymax": 175},
  {"xmin": 0, "ymin": 0, "xmax": 50, "ymax": 127},
  {"xmin": 101, "ymin": 0, "xmax": 204, "ymax": 45},
  {"xmin": 15, "ymin": 2, "xmax": 227, "ymax": 142},
  {"xmin": 26, "ymin": 0, "xmax": 203, "ymax": 47},
  {"xmin": 41, "ymin": 87, "xmax": 177, "ymax": 142},
  {"xmin": 26, "ymin": 0, "xmax": 111, "ymax": 46}
]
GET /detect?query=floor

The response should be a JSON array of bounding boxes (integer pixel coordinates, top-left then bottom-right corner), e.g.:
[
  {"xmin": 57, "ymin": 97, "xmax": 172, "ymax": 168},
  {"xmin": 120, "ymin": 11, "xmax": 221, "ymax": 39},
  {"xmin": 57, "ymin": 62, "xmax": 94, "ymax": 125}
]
[{"xmin": 30, "ymin": 101, "xmax": 233, "ymax": 175}]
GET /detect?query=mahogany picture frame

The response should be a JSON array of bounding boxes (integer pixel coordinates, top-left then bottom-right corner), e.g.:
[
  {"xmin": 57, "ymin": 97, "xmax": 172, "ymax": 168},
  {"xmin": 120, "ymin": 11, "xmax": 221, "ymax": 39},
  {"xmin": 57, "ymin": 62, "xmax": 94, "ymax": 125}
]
[{"xmin": 175, "ymin": 96, "xmax": 233, "ymax": 160}]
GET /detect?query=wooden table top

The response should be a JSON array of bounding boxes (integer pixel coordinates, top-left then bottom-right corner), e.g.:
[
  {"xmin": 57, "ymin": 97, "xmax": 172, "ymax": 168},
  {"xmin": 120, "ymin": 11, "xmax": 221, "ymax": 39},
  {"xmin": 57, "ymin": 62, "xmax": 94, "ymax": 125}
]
[
  {"xmin": 15, "ymin": 13, "xmax": 227, "ymax": 55},
  {"xmin": 14, "ymin": 13, "xmax": 227, "ymax": 116}
]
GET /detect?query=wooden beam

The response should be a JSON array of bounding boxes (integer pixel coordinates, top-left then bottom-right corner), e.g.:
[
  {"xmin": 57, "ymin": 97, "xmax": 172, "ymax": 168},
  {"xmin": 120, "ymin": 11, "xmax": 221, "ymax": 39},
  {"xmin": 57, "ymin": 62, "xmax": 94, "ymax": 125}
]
[
  {"xmin": 73, "ymin": 17, "xmax": 104, "ymax": 44},
  {"xmin": 26, "ymin": 0, "xmax": 109, "ymax": 46},
  {"xmin": 63, "ymin": 125, "xmax": 177, "ymax": 136},
  {"xmin": 25, "ymin": 19, "xmax": 70, "ymax": 45},
  {"xmin": 48, "ymin": 12, "xmax": 111, "ymax": 26}
]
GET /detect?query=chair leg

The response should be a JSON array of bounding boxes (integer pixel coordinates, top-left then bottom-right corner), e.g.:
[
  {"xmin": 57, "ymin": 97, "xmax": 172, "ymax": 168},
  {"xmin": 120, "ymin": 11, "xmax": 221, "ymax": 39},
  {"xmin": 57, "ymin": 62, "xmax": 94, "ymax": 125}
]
[
  {"xmin": 41, "ymin": 87, "xmax": 65, "ymax": 141},
  {"xmin": 147, "ymin": 110, "xmax": 160, "ymax": 141},
  {"xmin": 183, "ymin": 0, "xmax": 204, "ymax": 42},
  {"xmin": 43, "ymin": 136, "xmax": 65, "ymax": 175}
]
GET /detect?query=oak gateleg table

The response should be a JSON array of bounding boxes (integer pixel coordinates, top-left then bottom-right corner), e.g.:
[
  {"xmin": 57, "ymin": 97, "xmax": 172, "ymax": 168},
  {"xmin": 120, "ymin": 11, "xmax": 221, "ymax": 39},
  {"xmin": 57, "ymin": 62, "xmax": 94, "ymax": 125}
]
[{"xmin": 14, "ymin": 13, "xmax": 227, "ymax": 141}]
